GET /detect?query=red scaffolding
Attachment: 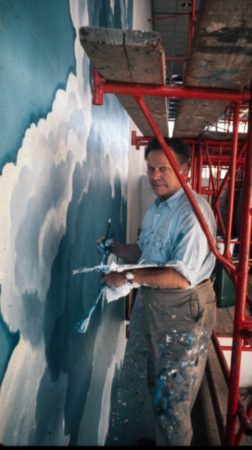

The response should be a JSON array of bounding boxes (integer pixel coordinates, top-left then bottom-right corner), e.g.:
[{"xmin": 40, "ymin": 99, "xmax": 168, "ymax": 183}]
[
  {"xmin": 79, "ymin": 1, "xmax": 252, "ymax": 440},
  {"xmin": 90, "ymin": 68, "xmax": 252, "ymax": 445}
]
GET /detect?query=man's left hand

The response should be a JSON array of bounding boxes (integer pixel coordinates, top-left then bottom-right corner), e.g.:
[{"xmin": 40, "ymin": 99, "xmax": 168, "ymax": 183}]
[{"xmin": 102, "ymin": 272, "xmax": 126, "ymax": 288}]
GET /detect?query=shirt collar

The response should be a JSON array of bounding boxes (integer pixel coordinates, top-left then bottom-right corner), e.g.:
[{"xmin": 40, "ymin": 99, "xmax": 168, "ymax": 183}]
[{"xmin": 155, "ymin": 187, "xmax": 184, "ymax": 209}]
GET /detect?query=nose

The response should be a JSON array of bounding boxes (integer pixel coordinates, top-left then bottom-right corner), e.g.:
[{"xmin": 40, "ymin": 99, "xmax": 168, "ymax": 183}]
[{"xmin": 151, "ymin": 168, "xmax": 162, "ymax": 180}]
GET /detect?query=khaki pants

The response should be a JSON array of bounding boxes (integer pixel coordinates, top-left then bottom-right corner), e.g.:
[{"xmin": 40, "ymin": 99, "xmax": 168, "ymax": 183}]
[{"xmin": 140, "ymin": 280, "xmax": 216, "ymax": 446}]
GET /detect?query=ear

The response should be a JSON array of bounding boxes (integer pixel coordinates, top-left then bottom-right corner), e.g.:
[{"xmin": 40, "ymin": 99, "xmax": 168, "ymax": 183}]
[
  {"xmin": 183, "ymin": 162, "xmax": 190, "ymax": 175},
  {"xmin": 179, "ymin": 163, "xmax": 190, "ymax": 180},
  {"xmin": 179, "ymin": 164, "xmax": 186, "ymax": 175}
]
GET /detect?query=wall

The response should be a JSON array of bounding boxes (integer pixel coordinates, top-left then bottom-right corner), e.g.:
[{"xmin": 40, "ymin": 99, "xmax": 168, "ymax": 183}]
[
  {"xmin": 0, "ymin": 0, "xmax": 152, "ymax": 446},
  {"xmin": 126, "ymin": 0, "xmax": 152, "ymax": 243}
]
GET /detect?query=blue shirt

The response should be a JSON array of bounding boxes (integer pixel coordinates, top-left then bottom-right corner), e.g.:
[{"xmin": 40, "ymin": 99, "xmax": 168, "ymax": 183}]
[{"xmin": 137, "ymin": 187, "xmax": 216, "ymax": 288}]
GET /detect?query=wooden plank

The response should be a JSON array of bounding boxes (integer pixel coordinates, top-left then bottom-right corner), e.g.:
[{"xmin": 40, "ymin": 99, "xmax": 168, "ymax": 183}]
[
  {"xmin": 79, "ymin": 27, "xmax": 131, "ymax": 81},
  {"xmin": 123, "ymin": 29, "xmax": 166, "ymax": 84},
  {"xmin": 79, "ymin": 26, "xmax": 169, "ymax": 137}
]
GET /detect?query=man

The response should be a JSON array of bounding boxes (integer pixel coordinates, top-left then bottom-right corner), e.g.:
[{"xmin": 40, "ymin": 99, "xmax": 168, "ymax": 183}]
[{"xmin": 102, "ymin": 137, "xmax": 217, "ymax": 446}]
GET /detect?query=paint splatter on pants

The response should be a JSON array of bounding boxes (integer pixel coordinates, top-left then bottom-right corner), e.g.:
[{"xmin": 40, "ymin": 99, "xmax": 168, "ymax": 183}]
[{"xmin": 140, "ymin": 280, "xmax": 216, "ymax": 446}]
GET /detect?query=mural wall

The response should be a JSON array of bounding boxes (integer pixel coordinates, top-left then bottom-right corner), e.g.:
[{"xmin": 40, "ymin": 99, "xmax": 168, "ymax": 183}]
[{"xmin": 0, "ymin": 0, "xmax": 144, "ymax": 445}]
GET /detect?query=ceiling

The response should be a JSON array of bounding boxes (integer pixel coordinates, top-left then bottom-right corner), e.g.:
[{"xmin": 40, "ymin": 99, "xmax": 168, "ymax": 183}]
[
  {"xmin": 79, "ymin": 1, "xmax": 251, "ymax": 140},
  {"xmin": 151, "ymin": 0, "xmax": 200, "ymax": 81},
  {"xmin": 151, "ymin": 0, "xmax": 252, "ymax": 138},
  {"xmin": 151, "ymin": 0, "xmax": 201, "ymax": 120}
]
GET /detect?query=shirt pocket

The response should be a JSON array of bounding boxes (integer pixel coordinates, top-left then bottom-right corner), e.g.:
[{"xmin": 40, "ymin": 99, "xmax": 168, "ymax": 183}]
[{"xmin": 150, "ymin": 225, "xmax": 170, "ymax": 264}]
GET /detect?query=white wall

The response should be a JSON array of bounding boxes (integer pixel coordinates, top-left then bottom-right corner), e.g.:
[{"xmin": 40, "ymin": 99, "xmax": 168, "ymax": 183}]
[
  {"xmin": 133, "ymin": 0, "xmax": 152, "ymax": 30},
  {"xmin": 127, "ymin": 0, "xmax": 152, "ymax": 243}
]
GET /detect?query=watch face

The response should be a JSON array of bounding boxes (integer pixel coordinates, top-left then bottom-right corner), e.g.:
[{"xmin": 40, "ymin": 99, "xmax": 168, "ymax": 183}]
[{"xmin": 126, "ymin": 272, "xmax": 134, "ymax": 281}]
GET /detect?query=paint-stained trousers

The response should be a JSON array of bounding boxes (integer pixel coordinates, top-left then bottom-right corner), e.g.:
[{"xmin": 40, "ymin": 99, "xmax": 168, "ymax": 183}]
[{"xmin": 139, "ymin": 279, "xmax": 216, "ymax": 446}]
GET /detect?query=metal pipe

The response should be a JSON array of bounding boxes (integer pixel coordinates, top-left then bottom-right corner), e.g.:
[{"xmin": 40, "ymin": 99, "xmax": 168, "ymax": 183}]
[
  {"xmin": 90, "ymin": 56, "xmax": 252, "ymax": 446},
  {"xmin": 212, "ymin": 140, "xmax": 247, "ymax": 209},
  {"xmin": 92, "ymin": 68, "xmax": 104, "ymax": 105},
  {"xmin": 128, "ymin": 132, "xmax": 247, "ymax": 152},
  {"xmin": 201, "ymin": 156, "xmax": 245, "ymax": 165},
  {"xmin": 225, "ymin": 94, "xmax": 252, "ymax": 445},
  {"xmin": 205, "ymin": 143, "xmax": 217, "ymax": 197},
  {"xmin": 197, "ymin": 141, "xmax": 203, "ymax": 194},
  {"xmin": 100, "ymin": 81, "xmax": 251, "ymax": 103},
  {"xmin": 240, "ymin": 319, "xmax": 252, "ymax": 332},
  {"xmin": 187, "ymin": 0, "xmax": 197, "ymax": 58},
  {"xmin": 224, "ymin": 102, "xmax": 240, "ymax": 259},
  {"xmin": 212, "ymin": 333, "xmax": 252, "ymax": 440},
  {"xmin": 191, "ymin": 142, "xmax": 196, "ymax": 190},
  {"xmin": 216, "ymin": 204, "xmax": 227, "ymax": 241},
  {"xmin": 236, "ymin": 398, "xmax": 252, "ymax": 444}
]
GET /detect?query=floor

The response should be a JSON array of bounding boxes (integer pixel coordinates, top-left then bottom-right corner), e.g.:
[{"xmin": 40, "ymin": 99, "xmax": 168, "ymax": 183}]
[{"xmin": 105, "ymin": 289, "xmax": 252, "ymax": 447}]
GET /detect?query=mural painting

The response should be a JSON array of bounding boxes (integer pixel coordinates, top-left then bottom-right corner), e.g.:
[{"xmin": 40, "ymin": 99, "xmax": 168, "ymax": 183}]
[{"xmin": 0, "ymin": 0, "xmax": 133, "ymax": 445}]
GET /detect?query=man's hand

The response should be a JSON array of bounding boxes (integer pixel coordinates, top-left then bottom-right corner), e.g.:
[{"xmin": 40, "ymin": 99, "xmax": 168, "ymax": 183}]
[
  {"xmin": 101, "ymin": 271, "xmax": 126, "ymax": 288},
  {"xmin": 96, "ymin": 237, "xmax": 141, "ymax": 263}
]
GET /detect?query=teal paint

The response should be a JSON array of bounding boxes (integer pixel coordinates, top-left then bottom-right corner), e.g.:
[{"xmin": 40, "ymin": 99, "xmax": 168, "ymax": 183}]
[
  {"xmin": 0, "ymin": 0, "xmax": 75, "ymax": 383},
  {"xmin": 0, "ymin": 314, "xmax": 19, "ymax": 385},
  {"xmin": 0, "ymin": 0, "xmax": 76, "ymax": 171},
  {"xmin": 41, "ymin": 112, "xmax": 128, "ymax": 443},
  {"xmin": 88, "ymin": 0, "xmax": 133, "ymax": 28}
]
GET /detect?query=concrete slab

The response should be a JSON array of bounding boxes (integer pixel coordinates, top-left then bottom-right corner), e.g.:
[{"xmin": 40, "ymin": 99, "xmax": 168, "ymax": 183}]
[{"xmin": 174, "ymin": 0, "xmax": 252, "ymax": 138}]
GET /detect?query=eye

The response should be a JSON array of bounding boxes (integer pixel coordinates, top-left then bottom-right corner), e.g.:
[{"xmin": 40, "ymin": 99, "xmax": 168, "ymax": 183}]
[
  {"xmin": 147, "ymin": 166, "xmax": 155, "ymax": 174},
  {"xmin": 146, "ymin": 166, "xmax": 172, "ymax": 175},
  {"xmin": 159, "ymin": 166, "xmax": 171, "ymax": 174}
]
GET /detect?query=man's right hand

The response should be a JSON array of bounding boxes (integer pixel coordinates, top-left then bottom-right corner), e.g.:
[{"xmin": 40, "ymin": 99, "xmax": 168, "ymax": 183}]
[{"xmin": 96, "ymin": 238, "xmax": 141, "ymax": 263}]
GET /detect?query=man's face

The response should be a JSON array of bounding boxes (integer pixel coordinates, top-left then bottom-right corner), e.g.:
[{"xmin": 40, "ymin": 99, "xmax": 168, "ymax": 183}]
[{"xmin": 146, "ymin": 148, "xmax": 184, "ymax": 199}]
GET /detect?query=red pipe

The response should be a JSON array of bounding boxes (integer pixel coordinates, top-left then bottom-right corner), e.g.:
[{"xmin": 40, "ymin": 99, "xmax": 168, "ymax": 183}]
[
  {"xmin": 129, "ymin": 132, "xmax": 248, "ymax": 154},
  {"xmin": 205, "ymin": 144, "xmax": 217, "ymax": 197},
  {"xmin": 224, "ymin": 102, "xmax": 240, "ymax": 259},
  {"xmin": 212, "ymin": 140, "xmax": 247, "ymax": 213},
  {"xmin": 236, "ymin": 397, "xmax": 252, "ymax": 444},
  {"xmin": 219, "ymin": 345, "xmax": 252, "ymax": 352},
  {"xmin": 197, "ymin": 142, "xmax": 203, "ymax": 194},
  {"xmin": 91, "ymin": 63, "xmax": 252, "ymax": 445},
  {"xmin": 240, "ymin": 318, "xmax": 252, "ymax": 332},
  {"xmin": 201, "ymin": 156, "xmax": 245, "ymax": 165},
  {"xmin": 225, "ymin": 95, "xmax": 252, "ymax": 445},
  {"xmin": 212, "ymin": 333, "xmax": 252, "ymax": 440},
  {"xmin": 193, "ymin": 147, "xmax": 198, "ymax": 190},
  {"xmin": 202, "ymin": 188, "xmax": 215, "ymax": 195},
  {"xmin": 131, "ymin": 133, "xmax": 246, "ymax": 164},
  {"xmin": 99, "ymin": 81, "xmax": 251, "ymax": 103},
  {"xmin": 197, "ymin": 139, "xmax": 245, "ymax": 147},
  {"xmin": 187, "ymin": 0, "xmax": 197, "ymax": 58},
  {"xmin": 191, "ymin": 142, "xmax": 196, "ymax": 190},
  {"xmin": 129, "ymin": 132, "xmax": 246, "ymax": 152},
  {"xmin": 92, "ymin": 68, "xmax": 104, "ymax": 105},
  {"xmin": 216, "ymin": 204, "xmax": 227, "ymax": 241},
  {"xmin": 131, "ymin": 130, "xmax": 150, "ymax": 149}
]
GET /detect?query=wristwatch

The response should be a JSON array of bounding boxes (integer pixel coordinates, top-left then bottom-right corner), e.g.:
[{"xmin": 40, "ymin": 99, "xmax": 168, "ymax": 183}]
[{"xmin": 125, "ymin": 271, "xmax": 135, "ymax": 284}]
